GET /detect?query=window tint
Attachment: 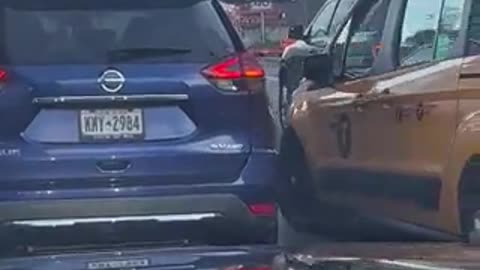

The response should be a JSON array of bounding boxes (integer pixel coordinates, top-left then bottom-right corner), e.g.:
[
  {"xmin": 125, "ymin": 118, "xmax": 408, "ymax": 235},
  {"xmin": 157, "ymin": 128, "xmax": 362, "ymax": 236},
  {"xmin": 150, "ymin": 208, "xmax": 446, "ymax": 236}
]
[
  {"xmin": 2, "ymin": 0, "xmax": 235, "ymax": 65},
  {"xmin": 467, "ymin": 0, "xmax": 480, "ymax": 55},
  {"xmin": 332, "ymin": 19, "xmax": 351, "ymax": 77},
  {"xmin": 310, "ymin": 0, "xmax": 339, "ymax": 42},
  {"xmin": 398, "ymin": 0, "xmax": 443, "ymax": 67},
  {"xmin": 344, "ymin": 0, "xmax": 390, "ymax": 77},
  {"xmin": 329, "ymin": 0, "xmax": 357, "ymax": 36},
  {"xmin": 435, "ymin": 0, "xmax": 466, "ymax": 60}
]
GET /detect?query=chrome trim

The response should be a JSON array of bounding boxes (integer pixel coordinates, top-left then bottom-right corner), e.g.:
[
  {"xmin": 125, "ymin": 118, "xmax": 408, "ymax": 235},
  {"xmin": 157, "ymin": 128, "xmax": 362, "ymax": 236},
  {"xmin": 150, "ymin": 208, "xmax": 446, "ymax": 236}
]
[
  {"xmin": 10, "ymin": 213, "xmax": 220, "ymax": 227},
  {"xmin": 98, "ymin": 69, "xmax": 126, "ymax": 93},
  {"xmin": 33, "ymin": 94, "xmax": 189, "ymax": 105}
]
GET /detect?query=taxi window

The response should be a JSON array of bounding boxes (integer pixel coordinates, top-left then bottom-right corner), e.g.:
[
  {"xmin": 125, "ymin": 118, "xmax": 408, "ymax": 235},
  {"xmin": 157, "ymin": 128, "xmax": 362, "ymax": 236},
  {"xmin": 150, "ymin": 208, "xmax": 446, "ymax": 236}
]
[
  {"xmin": 397, "ymin": 0, "xmax": 443, "ymax": 67},
  {"xmin": 330, "ymin": 0, "xmax": 390, "ymax": 79},
  {"xmin": 467, "ymin": 0, "xmax": 480, "ymax": 55},
  {"xmin": 332, "ymin": 19, "xmax": 351, "ymax": 77},
  {"xmin": 309, "ymin": 0, "xmax": 340, "ymax": 43},
  {"xmin": 344, "ymin": 0, "xmax": 390, "ymax": 78},
  {"xmin": 434, "ymin": 0, "xmax": 467, "ymax": 60},
  {"xmin": 329, "ymin": 0, "xmax": 357, "ymax": 36}
]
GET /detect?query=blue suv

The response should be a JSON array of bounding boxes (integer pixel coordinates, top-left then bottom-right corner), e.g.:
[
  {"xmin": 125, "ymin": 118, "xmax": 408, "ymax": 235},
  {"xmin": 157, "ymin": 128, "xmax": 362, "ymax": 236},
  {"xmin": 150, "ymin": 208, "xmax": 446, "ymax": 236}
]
[{"xmin": 0, "ymin": 0, "xmax": 277, "ymax": 245}]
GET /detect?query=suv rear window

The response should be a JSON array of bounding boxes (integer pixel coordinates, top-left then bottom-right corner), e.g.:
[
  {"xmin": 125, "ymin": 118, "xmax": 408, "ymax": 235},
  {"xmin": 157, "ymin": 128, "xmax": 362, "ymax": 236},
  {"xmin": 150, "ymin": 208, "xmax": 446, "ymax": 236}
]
[{"xmin": 0, "ymin": 0, "xmax": 236, "ymax": 65}]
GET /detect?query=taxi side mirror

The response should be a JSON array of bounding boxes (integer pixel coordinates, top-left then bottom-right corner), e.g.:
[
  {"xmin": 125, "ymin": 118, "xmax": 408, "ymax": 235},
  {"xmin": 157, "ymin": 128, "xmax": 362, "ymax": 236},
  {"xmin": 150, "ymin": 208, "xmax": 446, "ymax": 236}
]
[{"xmin": 303, "ymin": 54, "xmax": 334, "ymax": 87}]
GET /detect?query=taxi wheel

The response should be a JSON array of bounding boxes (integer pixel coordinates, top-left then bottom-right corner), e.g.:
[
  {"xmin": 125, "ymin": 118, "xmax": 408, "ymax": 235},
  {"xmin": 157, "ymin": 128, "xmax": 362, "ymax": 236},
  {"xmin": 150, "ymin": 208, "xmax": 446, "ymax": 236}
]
[
  {"xmin": 460, "ymin": 194, "xmax": 478, "ymax": 237},
  {"xmin": 276, "ymin": 128, "xmax": 317, "ymax": 232},
  {"xmin": 458, "ymin": 161, "xmax": 480, "ymax": 238}
]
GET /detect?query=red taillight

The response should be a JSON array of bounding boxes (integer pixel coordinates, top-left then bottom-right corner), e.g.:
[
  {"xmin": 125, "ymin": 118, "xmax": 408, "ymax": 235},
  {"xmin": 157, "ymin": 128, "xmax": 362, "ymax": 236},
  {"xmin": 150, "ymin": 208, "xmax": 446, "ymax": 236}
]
[
  {"xmin": 0, "ymin": 69, "xmax": 8, "ymax": 82},
  {"xmin": 201, "ymin": 52, "xmax": 265, "ymax": 92},
  {"xmin": 247, "ymin": 203, "xmax": 276, "ymax": 217},
  {"xmin": 240, "ymin": 53, "xmax": 265, "ymax": 79},
  {"xmin": 203, "ymin": 56, "xmax": 242, "ymax": 80}
]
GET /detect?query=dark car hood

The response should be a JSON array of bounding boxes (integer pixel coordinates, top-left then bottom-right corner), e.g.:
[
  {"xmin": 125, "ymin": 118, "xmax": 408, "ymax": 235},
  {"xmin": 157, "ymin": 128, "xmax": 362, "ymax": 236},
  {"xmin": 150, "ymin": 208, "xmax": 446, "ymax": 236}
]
[{"xmin": 0, "ymin": 245, "xmax": 281, "ymax": 270}]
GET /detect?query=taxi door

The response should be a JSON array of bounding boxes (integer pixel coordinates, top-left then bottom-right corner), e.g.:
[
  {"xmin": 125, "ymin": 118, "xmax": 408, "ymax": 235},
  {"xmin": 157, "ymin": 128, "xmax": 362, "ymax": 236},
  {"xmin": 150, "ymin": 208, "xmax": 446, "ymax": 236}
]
[
  {"xmin": 305, "ymin": 0, "xmax": 395, "ymax": 204},
  {"xmin": 328, "ymin": 0, "xmax": 467, "ymax": 232},
  {"xmin": 288, "ymin": 0, "xmax": 369, "ymax": 184},
  {"xmin": 306, "ymin": 0, "xmax": 467, "ymax": 235}
]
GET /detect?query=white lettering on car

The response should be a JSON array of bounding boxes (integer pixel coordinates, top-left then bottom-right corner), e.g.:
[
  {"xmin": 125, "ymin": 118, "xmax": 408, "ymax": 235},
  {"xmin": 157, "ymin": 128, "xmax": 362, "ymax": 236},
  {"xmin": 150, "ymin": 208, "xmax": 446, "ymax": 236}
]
[
  {"xmin": 0, "ymin": 148, "xmax": 21, "ymax": 157},
  {"xmin": 210, "ymin": 144, "xmax": 244, "ymax": 151}
]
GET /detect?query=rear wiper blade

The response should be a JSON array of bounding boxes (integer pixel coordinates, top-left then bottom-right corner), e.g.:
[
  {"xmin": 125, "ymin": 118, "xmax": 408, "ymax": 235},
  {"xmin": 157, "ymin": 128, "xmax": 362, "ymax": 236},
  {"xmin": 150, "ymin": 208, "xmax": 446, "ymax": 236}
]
[{"xmin": 107, "ymin": 48, "xmax": 192, "ymax": 62}]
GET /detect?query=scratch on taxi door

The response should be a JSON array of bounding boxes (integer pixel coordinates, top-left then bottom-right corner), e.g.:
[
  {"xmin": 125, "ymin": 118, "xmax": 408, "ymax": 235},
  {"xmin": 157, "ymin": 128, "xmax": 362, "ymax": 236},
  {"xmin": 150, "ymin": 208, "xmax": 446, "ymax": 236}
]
[{"xmin": 395, "ymin": 103, "xmax": 436, "ymax": 123}]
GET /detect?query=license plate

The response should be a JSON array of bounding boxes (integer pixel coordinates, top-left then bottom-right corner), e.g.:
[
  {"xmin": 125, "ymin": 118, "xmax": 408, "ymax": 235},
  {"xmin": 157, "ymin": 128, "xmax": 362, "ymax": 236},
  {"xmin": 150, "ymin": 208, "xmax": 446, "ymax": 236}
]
[{"xmin": 80, "ymin": 109, "xmax": 144, "ymax": 141}]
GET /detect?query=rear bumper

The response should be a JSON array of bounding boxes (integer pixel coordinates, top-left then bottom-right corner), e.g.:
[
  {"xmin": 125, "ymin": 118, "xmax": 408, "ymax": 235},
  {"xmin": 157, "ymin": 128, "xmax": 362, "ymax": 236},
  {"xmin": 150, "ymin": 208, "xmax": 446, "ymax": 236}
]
[
  {"xmin": 0, "ymin": 149, "xmax": 278, "ymax": 243},
  {"xmin": 1, "ymin": 193, "xmax": 274, "ymax": 228},
  {"xmin": 2, "ymin": 194, "xmax": 276, "ymax": 245},
  {"xmin": 0, "ymin": 149, "xmax": 277, "ymax": 200}
]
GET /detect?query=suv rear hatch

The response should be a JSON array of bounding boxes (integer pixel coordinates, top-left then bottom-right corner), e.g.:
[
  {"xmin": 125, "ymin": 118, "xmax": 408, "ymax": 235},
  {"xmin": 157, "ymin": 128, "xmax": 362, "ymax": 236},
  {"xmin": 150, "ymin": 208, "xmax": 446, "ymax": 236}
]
[{"xmin": 0, "ymin": 0, "xmax": 266, "ymax": 190}]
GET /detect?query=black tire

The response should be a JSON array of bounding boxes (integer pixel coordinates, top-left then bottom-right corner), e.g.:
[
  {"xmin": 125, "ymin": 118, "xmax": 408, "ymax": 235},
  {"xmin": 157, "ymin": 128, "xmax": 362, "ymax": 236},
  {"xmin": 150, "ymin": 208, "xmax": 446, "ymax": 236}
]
[
  {"xmin": 458, "ymin": 162, "xmax": 480, "ymax": 239},
  {"xmin": 275, "ymin": 129, "xmax": 317, "ymax": 232},
  {"xmin": 460, "ymin": 195, "xmax": 479, "ymax": 237}
]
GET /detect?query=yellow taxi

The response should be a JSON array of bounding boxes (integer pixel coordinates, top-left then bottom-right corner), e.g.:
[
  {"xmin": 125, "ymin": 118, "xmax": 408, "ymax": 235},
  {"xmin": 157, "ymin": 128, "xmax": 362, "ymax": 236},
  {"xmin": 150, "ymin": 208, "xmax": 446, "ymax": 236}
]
[{"xmin": 277, "ymin": 0, "xmax": 480, "ymax": 240}]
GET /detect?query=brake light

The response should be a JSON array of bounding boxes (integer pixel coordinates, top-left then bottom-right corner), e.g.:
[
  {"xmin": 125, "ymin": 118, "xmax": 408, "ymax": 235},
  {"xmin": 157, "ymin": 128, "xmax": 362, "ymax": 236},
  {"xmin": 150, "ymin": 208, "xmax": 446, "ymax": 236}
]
[
  {"xmin": 247, "ymin": 203, "xmax": 276, "ymax": 217},
  {"xmin": 201, "ymin": 52, "xmax": 265, "ymax": 92},
  {"xmin": 0, "ymin": 69, "xmax": 8, "ymax": 82}
]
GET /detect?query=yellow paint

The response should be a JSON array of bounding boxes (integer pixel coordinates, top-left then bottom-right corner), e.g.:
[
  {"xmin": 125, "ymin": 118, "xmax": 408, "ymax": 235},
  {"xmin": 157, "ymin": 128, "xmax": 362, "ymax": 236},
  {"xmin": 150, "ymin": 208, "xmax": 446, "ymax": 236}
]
[{"xmin": 289, "ymin": 57, "xmax": 480, "ymax": 235}]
